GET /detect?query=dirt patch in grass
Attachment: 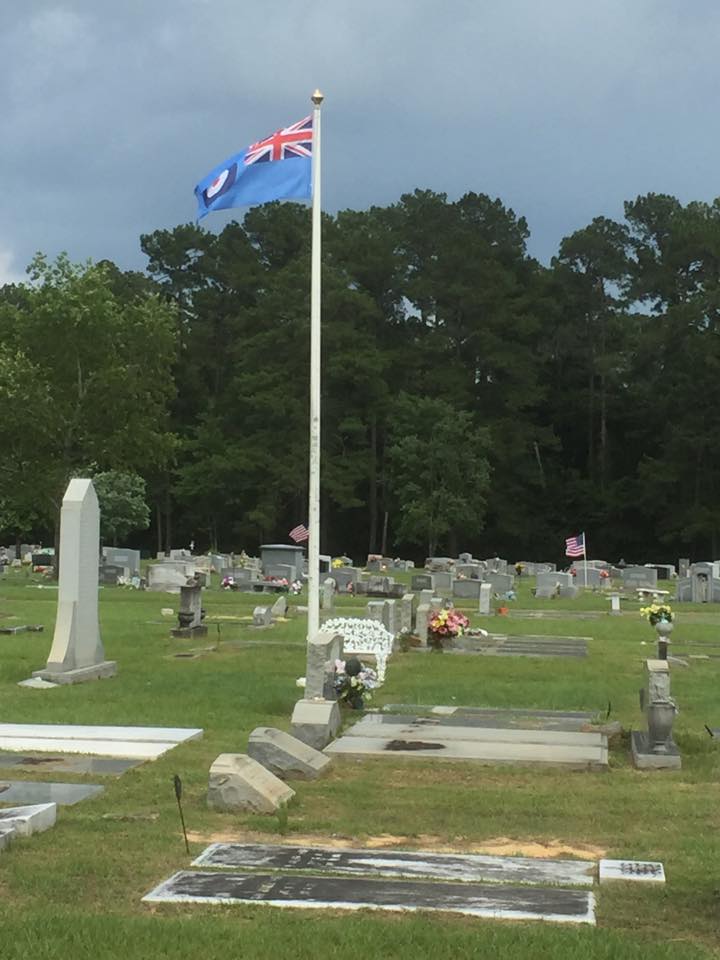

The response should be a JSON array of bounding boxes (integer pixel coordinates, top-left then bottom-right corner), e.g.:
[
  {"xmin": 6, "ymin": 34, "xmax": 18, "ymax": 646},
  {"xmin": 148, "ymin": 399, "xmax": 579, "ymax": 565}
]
[{"xmin": 185, "ymin": 829, "xmax": 605, "ymax": 859}]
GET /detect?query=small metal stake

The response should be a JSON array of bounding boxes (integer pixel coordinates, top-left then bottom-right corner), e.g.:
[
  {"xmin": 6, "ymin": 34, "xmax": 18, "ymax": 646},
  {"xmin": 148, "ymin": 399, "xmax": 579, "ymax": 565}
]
[{"xmin": 173, "ymin": 774, "xmax": 189, "ymax": 854}]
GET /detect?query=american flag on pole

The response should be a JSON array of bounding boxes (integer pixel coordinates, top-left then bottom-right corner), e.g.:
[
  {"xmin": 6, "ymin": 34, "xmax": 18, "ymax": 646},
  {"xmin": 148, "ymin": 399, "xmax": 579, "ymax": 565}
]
[
  {"xmin": 289, "ymin": 523, "xmax": 309, "ymax": 544},
  {"xmin": 565, "ymin": 532, "xmax": 585, "ymax": 558}
]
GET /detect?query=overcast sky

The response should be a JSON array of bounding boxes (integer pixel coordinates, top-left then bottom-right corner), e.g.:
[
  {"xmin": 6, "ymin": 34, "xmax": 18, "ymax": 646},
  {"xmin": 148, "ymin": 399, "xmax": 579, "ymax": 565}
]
[{"xmin": 1, "ymin": 0, "xmax": 718, "ymax": 284}]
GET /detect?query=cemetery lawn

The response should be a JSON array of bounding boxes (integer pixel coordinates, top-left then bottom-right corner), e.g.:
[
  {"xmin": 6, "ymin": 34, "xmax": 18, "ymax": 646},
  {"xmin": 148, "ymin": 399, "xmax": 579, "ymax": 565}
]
[{"xmin": 0, "ymin": 574, "xmax": 718, "ymax": 959}]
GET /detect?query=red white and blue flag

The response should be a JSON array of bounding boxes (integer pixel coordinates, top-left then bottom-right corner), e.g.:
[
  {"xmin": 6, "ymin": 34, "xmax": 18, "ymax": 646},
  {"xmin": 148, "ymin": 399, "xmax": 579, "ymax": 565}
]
[
  {"xmin": 289, "ymin": 523, "xmax": 309, "ymax": 544},
  {"xmin": 565, "ymin": 532, "xmax": 585, "ymax": 558},
  {"xmin": 245, "ymin": 115, "xmax": 313, "ymax": 165},
  {"xmin": 195, "ymin": 114, "xmax": 313, "ymax": 219}
]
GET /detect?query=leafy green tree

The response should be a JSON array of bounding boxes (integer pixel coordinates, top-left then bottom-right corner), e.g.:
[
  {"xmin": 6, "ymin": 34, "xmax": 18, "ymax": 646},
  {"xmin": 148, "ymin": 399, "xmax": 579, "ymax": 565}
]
[
  {"xmin": 623, "ymin": 195, "xmax": 720, "ymax": 555},
  {"xmin": 0, "ymin": 254, "xmax": 177, "ymax": 544},
  {"xmin": 386, "ymin": 395, "xmax": 491, "ymax": 555},
  {"xmin": 92, "ymin": 471, "xmax": 150, "ymax": 545}
]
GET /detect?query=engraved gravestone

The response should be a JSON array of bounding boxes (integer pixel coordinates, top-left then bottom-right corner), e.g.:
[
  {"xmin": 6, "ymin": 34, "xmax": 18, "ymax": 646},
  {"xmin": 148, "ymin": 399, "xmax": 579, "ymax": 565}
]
[
  {"xmin": 478, "ymin": 582, "xmax": 491, "ymax": 615},
  {"xmin": 33, "ymin": 479, "xmax": 116, "ymax": 685},
  {"xmin": 382, "ymin": 599, "xmax": 397, "ymax": 635},
  {"xmin": 400, "ymin": 593, "xmax": 416, "ymax": 633},
  {"xmin": 321, "ymin": 578, "xmax": 335, "ymax": 611},
  {"xmin": 415, "ymin": 602, "xmax": 430, "ymax": 644}
]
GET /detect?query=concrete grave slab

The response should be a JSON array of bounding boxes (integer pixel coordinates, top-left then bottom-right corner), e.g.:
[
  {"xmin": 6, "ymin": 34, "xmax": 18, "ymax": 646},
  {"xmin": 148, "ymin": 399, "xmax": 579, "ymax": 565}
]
[
  {"xmin": 247, "ymin": 727, "xmax": 331, "ymax": 781},
  {"xmin": 0, "ymin": 780, "xmax": 104, "ymax": 805},
  {"xmin": 192, "ymin": 842, "xmax": 595, "ymax": 888},
  {"xmin": 207, "ymin": 754, "xmax": 295, "ymax": 813},
  {"xmin": 0, "ymin": 723, "xmax": 202, "ymax": 743},
  {"xmin": 346, "ymin": 717, "xmax": 606, "ymax": 748},
  {"xmin": 599, "ymin": 859, "xmax": 665, "ymax": 884},
  {"xmin": 0, "ymin": 753, "xmax": 142, "ymax": 776},
  {"xmin": 326, "ymin": 735, "xmax": 608, "ymax": 769},
  {"xmin": 451, "ymin": 634, "xmax": 588, "ymax": 658},
  {"xmin": 0, "ymin": 739, "xmax": 182, "ymax": 759},
  {"xmin": 0, "ymin": 723, "xmax": 202, "ymax": 760},
  {"xmin": 381, "ymin": 705, "xmax": 597, "ymax": 731},
  {"xmin": 0, "ymin": 802, "xmax": 57, "ymax": 835},
  {"xmin": 142, "ymin": 871, "xmax": 596, "ymax": 924}
]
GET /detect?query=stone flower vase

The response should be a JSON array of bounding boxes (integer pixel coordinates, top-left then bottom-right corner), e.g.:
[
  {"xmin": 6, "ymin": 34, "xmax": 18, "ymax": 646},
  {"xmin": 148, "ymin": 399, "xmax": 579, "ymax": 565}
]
[
  {"xmin": 655, "ymin": 618, "xmax": 674, "ymax": 660},
  {"xmin": 647, "ymin": 700, "xmax": 676, "ymax": 753}
]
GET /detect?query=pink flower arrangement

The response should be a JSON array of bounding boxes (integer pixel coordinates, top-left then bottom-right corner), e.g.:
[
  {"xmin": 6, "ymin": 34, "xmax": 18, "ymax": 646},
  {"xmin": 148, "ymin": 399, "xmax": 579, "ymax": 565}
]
[{"xmin": 428, "ymin": 608, "xmax": 470, "ymax": 638}]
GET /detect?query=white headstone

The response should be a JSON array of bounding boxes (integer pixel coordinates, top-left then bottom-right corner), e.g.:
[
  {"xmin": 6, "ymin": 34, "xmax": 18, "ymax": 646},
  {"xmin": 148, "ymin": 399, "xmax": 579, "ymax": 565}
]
[
  {"xmin": 479, "ymin": 582, "xmax": 492, "ymax": 615},
  {"xmin": 321, "ymin": 577, "xmax": 335, "ymax": 611},
  {"xmin": 33, "ymin": 479, "xmax": 116, "ymax": 684}
]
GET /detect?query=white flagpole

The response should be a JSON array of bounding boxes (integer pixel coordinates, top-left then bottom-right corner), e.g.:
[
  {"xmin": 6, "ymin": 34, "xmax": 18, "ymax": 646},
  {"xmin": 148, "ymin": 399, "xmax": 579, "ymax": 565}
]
[
  {"xmin": 583, "ymin": 532, "xmax": 588, "ymax": 589},
  {"xmin": 306, "ymin": 89, "xmax": 324, "ymax": 643}
]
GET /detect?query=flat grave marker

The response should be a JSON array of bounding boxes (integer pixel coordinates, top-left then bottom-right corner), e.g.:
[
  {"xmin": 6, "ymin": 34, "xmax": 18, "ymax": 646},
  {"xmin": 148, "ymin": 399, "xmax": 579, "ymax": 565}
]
[
  {"xmin": 0, "ymin": 780, "xmax": 104, "ymax": 806},
  {"xmin": 0, "ymin": 753, "xmax": 141, "ymax": 776},
  {"xmin": 192, "ymin": 842, "xmax": 595, "ymax": 887},
  {"xmin": 598, "ymin": 859, "xmax": 665, "ymax": 884},
  {"xmin": 142, "ymin": 870, "xmax": 596, "ymax": 924}
]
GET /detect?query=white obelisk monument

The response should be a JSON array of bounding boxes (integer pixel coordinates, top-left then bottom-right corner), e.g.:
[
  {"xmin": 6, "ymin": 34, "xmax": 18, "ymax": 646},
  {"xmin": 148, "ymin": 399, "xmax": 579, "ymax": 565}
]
[{"xmin": 34, "ymin": 478, "xmax": 117, "ymax": 684}]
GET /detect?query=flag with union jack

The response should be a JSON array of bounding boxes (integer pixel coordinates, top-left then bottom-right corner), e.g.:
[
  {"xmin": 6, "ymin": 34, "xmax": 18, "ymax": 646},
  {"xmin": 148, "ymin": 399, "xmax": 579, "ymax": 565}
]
[
  {"xmin": 565, "ymin": 532, "xmax": 585, "ymax": 558},
  {"xmin": 245, "ymin": 116, "xmax": 313, "ymax": 165},
  {"xmin": 194, "ymin": 113, "xmax": 313, "ymax": 219},
  {"xmin": 289, "ymin": 523, "xmax": 309, "ymax": 544}
]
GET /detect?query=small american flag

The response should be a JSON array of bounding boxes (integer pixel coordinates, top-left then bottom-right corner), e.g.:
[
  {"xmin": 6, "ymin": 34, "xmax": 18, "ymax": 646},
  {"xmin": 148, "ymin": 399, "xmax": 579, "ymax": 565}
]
[
  {"xmin": 289, "ymin": 523, "xmax": 309, "ymax": 544},
  {"xmin": 565, "ymin": 532, "xmax": 585, "ymax": 558}
]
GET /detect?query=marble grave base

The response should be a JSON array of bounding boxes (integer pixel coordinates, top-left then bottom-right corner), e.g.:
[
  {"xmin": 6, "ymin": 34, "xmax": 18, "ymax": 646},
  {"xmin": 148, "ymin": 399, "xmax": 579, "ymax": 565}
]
[
  {"xmin": 192, "ymin": 842, "xmax": 595, "ymax": 887},
  {"xmin": 631, "ymin": 731, "xmax": 681, "ymax": 770},
  {"xmin": 143, "ymin": 870, "xmax": 596, "ymax": 924}
]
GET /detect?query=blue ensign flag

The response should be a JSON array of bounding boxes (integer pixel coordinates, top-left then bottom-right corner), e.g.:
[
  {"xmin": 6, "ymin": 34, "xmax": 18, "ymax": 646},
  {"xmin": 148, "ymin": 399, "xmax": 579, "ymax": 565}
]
[{"xmin": 194, "ymin": 115, "xmax": 313, "ymax": 219}]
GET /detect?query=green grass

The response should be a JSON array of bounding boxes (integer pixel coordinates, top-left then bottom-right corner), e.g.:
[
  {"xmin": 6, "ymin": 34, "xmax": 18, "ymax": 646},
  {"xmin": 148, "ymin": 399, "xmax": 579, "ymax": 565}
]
[{"xmin": 0, "ymin": 571, "xmax": 718, "ymax": 959}]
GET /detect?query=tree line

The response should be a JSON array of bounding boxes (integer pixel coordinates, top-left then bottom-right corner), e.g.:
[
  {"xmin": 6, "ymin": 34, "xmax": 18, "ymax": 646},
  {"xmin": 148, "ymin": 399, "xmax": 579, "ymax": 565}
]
[{"xmin": 0, "ymin": 189, "xmax": 717, "ymax": 563}]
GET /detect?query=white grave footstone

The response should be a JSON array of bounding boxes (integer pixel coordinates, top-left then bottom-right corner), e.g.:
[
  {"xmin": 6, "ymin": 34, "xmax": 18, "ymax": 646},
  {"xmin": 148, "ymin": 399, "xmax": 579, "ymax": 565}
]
[
  {"xmin": 479, "ymin": 582, "xmax": 492, "ymax": 615},
  {"xmin": 598, "ymin": 859, "xmax": 665, "ymax": 883},
  {"xmin": 33, "ymin": 479, "xmax": 116, "ymax": 685}
]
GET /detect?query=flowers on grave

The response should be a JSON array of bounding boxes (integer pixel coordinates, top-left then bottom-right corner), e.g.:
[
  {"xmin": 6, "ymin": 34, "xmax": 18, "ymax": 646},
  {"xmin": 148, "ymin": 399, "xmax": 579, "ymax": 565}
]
[
  {"xmin": 289, "ymin": 579, "xmax": 303, "ymax": 595},
  {"xmin": 221, "ymin": 576, "xmax": 235, "ymax": 590},
  {"xmin": 600, "ymin": 569, "xmax": 610, "ymax": 579},
  {"xmin": 263, "ymin": 575, "xmax": 289, "ymax": 587},
  {"xmin": 334, "ymin": 656, "xmax": 378, "ymax": 709},
  {"xmin": 428, "ymin": 608, "xmax": 470, "ymax": 639},
  {"xmin": 332, "ymin": 557, "xmax": 344, "ymax": 569},
  {"xmin": 640, "ymin": 603, "xmax": 674, "ymax": 626},
  {"xmin": 323, "ymin": 617, "xmax": 394, "ymax": 683}
]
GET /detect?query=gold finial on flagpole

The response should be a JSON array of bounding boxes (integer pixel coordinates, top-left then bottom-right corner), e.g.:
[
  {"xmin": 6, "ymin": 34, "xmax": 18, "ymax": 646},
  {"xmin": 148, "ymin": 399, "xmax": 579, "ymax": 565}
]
[{"xmin": 311, "ymin": 89, "xmax": 324, "ymax": 105}]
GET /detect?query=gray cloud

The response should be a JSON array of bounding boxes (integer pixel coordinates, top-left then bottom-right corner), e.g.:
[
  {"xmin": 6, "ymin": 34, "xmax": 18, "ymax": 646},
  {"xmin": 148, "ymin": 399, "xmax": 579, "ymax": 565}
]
[{"xmin": 1, "ymin": 0, "xmax": 719, "ymax": 281}]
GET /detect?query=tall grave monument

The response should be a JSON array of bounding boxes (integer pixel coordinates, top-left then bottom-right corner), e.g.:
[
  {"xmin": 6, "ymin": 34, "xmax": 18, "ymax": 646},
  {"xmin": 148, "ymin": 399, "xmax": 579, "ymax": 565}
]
[{"xmin": 33, "ymin": 479, "xmax": 117, "ymax": 684}]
